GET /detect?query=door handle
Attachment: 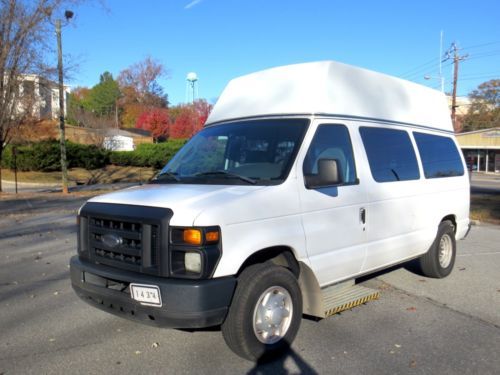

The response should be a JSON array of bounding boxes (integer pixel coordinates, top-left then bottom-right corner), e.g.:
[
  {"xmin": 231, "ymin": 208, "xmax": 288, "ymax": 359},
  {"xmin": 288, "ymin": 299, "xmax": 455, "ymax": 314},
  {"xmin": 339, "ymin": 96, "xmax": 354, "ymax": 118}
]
[{"xmin": 360, "ymin": 208, "xmax": 366, "ymax": 224}]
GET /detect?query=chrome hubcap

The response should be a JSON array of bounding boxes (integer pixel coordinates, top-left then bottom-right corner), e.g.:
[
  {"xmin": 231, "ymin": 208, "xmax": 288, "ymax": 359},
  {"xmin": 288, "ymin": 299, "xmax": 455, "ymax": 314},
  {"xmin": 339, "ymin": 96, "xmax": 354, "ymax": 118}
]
[
  {"xmin": 438, "ymin": 234, "xmax": 453, "ymax": 268},
  {"xmin": 253, "ymin": 286, "xmax": 293, "ymax": 344}
]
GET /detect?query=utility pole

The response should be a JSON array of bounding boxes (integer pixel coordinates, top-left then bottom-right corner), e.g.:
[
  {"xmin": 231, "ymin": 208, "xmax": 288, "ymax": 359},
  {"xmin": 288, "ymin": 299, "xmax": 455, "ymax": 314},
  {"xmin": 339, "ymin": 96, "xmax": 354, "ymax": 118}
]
[
  {"xmin": 443, "ymin": 42, "xmax": 468, "ymax": 132},
  {"xmin": 56, "ymin": 19, "xmax": 68, "ymax": 194},
  {"xmin": 53, "ymin": 10, "xmax": 74, "ymax": 194}
]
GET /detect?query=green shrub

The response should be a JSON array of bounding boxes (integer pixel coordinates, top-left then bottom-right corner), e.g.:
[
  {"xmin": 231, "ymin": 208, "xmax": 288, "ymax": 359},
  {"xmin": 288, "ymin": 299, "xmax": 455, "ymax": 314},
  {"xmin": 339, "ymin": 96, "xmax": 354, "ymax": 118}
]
[
  {"xmin": 1, "ymin": 139, "xmax": 185, "ymax": 171},
  {"xmin": 0, "ymin": 140, "xmax": 109, "ymax": 171},
  {"xmin": 109, "ymin": 151, "xmax": 141, "ymax": 166},
  {"xmin": 1, "ymin": 146, "xmax": 13, "ymax": 169},
  {"xmin": 67, "ymin": 142, "xmax": 110, "ymax": 170},
  {"xmin": 110, "ymin": 139, "xmax": 186, "ymax": 168}
]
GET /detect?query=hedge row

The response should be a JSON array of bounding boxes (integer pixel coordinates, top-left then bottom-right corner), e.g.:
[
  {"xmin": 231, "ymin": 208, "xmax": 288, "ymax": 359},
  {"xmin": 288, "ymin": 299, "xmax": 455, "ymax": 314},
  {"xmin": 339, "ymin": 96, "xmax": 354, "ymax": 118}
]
[
  {"xmin": 0, "ymin": 139, "xmax": 187, "ymax": 171},
  {"xmin": 109, "ymin": 140, "xmax": 186, "ymax": 169},
  {"xmin": 1, "ymin": 141, "xmax": 109, "ymax": 171}
]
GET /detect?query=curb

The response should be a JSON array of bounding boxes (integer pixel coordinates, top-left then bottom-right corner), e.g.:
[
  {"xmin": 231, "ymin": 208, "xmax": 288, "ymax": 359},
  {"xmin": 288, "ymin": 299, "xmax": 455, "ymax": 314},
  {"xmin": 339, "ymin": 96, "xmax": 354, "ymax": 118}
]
[{"xmin": 1, "ymin": 179, "xmax": 61, "ymax": 188}]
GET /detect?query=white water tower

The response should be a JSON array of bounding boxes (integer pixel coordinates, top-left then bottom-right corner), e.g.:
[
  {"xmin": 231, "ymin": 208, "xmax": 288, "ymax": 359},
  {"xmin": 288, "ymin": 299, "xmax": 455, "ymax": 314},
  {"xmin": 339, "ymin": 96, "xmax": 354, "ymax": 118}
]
[{"xmin": 186, "ymin": 72, "xmax": 198, "ymax": 103}]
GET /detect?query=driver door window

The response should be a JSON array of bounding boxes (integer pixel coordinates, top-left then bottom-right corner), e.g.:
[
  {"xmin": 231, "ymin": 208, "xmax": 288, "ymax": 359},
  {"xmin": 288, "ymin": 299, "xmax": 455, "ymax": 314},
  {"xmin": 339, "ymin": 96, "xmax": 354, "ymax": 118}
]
[{"xmin": 303, "ymin": 124, "xmax": 357, "ymax": 185}]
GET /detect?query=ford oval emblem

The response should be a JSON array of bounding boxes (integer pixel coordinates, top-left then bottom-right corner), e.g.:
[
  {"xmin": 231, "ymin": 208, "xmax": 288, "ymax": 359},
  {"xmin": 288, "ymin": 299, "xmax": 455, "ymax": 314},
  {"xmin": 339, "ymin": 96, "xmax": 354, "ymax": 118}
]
[{"xmin": 102, "ymin": 233, "xmax": 123, "ymax": 248}]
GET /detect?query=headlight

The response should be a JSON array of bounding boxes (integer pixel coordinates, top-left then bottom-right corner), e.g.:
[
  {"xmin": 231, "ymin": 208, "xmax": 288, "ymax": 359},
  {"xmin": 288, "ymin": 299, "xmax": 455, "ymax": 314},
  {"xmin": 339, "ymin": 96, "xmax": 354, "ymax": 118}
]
[
  {"xmin": 185, "ymin": 252, "xmax": 202, "ymax": 273},
  {"xmin": 169, "ymin": 226, "xmax": 221, "ymax": 279}
]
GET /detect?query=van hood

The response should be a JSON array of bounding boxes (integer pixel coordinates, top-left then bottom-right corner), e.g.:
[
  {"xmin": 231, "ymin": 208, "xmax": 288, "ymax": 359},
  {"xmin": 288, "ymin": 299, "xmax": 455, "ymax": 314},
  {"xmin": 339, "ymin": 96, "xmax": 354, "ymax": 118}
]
[{"xmin": 87, "ymin": 183, "xmax": 266, "ymax": 226}]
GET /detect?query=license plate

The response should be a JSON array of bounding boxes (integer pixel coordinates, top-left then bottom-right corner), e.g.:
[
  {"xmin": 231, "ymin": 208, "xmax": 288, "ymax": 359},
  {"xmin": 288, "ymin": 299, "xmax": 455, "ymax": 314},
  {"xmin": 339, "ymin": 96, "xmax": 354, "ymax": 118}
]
[{"xmin": 130, "ymin": 284, "xmax": 162, "ymax": 307}]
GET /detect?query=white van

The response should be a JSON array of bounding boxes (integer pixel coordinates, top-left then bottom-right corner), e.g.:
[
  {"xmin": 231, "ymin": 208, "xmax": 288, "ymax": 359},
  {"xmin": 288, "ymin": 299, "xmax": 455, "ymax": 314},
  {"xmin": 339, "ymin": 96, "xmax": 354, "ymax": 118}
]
[{"xmin": 70, "ymin": 61, "xmax": 470, "ymax": 360}]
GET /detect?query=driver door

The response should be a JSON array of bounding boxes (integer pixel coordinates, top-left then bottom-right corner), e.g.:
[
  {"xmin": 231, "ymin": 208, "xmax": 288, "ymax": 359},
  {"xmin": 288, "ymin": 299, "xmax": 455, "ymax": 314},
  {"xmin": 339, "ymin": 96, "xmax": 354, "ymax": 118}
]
[{"xmin": 298, "ymin": 122, "xmax": 367, "ymax": 286}]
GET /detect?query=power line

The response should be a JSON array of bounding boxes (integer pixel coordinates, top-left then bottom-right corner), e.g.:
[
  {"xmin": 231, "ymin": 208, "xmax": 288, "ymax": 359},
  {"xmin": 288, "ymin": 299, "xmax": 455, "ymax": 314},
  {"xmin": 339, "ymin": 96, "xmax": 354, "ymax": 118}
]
[
  {"xmin": 399, "ymin": 58, "xmax": 437, "ymax": 79},
  {"xmin": 462, "ymin": 40, "xmax": 500, "ymax": 51},
  {"xmin": 460, "ymin": 76, "xmax": 500, "ymax": 82},
  {"xmin": 460, "ymin": 72, "xmax": 500, "ymax": 79},
  {"xmin": 466, "ymin": 50, "xmax": 500, "ymax": 61}
]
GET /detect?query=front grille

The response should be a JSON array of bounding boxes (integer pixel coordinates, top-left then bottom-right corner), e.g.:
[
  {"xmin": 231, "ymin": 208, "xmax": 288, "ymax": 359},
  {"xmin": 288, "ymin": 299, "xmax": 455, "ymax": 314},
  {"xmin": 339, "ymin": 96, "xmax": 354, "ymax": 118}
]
[
  {"xmin": 151, "ymin": 225, "xmax": 160, "ymax": 266},
  {"xmin": 89, "ymin": 217, "xmax": 144, "ymax": 272},
  {"xmin": 78, "ymin": 202, "xmax": 173, "ymax": 277},
  {"xmin": 94, "ymin": 248, "xmax": 141, "ymax": 266}
]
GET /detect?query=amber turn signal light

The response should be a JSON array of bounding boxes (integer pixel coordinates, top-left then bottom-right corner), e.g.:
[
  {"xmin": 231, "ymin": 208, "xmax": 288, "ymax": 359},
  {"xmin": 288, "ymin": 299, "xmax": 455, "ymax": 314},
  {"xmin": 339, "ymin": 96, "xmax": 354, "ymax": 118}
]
[
  {"xmin": 183, "ymin": 229, "xmax": 202, "ymax": 245},
  {"xmin": 205, "ymin": 231, "xmax": 219, "ymax": 243}
]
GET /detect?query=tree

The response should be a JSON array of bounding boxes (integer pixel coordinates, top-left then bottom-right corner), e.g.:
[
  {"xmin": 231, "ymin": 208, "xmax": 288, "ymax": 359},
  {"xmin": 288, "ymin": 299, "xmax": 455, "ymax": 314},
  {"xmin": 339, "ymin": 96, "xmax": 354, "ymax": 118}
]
[
  {"xmin": 169, "ymin": 100, "xmax": 212, "ymax": 139},
  {"xmin": 121, "ymin": 102, "xmax": 147, "ymax": 128},
  {"xmin": 461, "ymin": 79, "xmax": 500, "ymax": 132},
  {"xmin": 194, "ymin": 99, "xmax": 213, "ymax": 125},
  {"xmin": 67, "ymin": 72, "xmax": 121, "ymax": 129},
  {"xmin": 86, "ymin": 71, "xmax": 121, "ymax": 116},
  {"xmin": 0, "ymin": 0, "xmax": 74, "ymax": 192},
  {"xmin": 67, "ymin": 86, "xmax": 89, "ymax": 125},
  {"xmin": 135, "ymin": 108, "xmax": 169, "ymax": 141},
  {"xmin": 118, "ymin": 57, "xmax": 169, "ymax": 108},
  {"xmin": 169, "ymin": 105, "xmax": 195, "ymax": 139}
]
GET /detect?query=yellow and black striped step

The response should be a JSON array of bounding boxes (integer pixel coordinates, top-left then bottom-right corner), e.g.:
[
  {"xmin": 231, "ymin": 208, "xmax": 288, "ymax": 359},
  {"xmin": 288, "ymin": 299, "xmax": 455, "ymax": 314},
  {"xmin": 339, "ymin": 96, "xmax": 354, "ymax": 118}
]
[{"xmin": 321, "ymin": 281, "xmax": 380, "ymax": 317}]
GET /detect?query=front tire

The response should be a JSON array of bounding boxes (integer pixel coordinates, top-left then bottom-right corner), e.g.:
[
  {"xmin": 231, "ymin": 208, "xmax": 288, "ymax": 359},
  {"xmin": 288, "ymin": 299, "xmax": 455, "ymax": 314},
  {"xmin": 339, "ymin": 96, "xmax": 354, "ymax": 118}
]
[
  {"xmin": 221, "ymin": 262, "xmax": 302, "ymax": 361},
  {"xmin": 418, "ymin": 220, "xmax": 456, "ymax": 278}
]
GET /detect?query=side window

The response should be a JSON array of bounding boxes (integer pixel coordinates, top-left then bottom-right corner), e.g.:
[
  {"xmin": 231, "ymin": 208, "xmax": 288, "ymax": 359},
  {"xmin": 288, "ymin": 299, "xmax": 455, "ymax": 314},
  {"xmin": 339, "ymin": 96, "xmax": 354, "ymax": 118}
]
[
  {"xmin": 413, "ymin": 132, "xmax": 464, "ymax": 178},
  {"xmin": 303, "ymin": 124, "xmax": 357, "ymax": 184},
  {"xmin": 360, "ymin": 127, "xmax": 420, "ymax": 182}
]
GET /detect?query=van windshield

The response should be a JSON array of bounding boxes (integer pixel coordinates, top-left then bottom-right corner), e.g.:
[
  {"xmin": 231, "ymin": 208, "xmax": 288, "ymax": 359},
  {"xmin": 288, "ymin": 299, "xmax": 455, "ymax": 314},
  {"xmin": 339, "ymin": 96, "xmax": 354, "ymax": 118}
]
[{"xmin": 152, "ymin": 118, "xmax": 309, "ymax": 185}]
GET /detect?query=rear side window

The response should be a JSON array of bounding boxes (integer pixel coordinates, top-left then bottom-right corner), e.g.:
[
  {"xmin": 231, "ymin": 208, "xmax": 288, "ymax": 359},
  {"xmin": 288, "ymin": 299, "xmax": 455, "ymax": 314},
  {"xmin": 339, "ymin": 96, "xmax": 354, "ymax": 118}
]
[
  {"xmin": 413, "ymin": 132, "xmax": 464, "ymax": 178},
  {"xmin": 360, "ymin": 127, "xmax": 420, "ymax": 182}
]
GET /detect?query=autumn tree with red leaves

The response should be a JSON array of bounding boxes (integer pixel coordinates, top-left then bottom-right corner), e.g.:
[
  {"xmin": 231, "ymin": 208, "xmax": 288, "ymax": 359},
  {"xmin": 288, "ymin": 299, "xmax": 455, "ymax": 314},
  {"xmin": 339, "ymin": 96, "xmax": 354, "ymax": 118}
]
[
  {"xmin": 169, "ymin": 100, "xmax": 213, "ymax": 139},
  {"xmin": 136, "ymin": 108, "xmax": 169, "ymax": 141}
]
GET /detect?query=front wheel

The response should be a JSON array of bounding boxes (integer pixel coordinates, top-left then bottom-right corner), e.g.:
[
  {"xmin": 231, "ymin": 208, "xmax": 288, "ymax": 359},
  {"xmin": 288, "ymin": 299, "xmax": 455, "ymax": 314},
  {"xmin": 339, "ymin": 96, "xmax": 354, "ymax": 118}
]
[
  {"xmin": 221, "ymin": 262, "xmax": 302, "ymax": 361},
  {"xmin": 418, "ymin": 220, "xmax": 456, "ymax": 278}
]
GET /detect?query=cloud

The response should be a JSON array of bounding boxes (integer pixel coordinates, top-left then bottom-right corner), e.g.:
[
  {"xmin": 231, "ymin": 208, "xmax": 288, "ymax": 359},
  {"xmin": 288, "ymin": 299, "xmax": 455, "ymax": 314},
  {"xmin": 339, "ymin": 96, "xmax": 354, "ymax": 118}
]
[{"xmin": 184, "ymin": 0, "xmax": 203, "ymax": 9}]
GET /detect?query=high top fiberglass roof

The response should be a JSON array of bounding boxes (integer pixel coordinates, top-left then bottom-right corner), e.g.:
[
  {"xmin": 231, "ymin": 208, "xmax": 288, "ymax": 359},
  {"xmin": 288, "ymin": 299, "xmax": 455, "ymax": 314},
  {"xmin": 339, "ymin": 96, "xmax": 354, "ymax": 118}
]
[{"xmin": 207, "ymin": 61, "xmax": 452, "ymax": 132}]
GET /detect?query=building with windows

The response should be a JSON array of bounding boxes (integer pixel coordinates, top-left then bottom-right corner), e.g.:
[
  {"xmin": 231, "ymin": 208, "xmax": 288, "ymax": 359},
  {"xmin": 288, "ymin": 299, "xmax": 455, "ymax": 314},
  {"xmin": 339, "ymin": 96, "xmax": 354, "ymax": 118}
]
[
  {"xmin": 13, "ymin": 74, "xmax": 70, "ymax": 120},
  {"xmin": 456, "ymin": 128, "xmax": 500, "ymax": 173}
]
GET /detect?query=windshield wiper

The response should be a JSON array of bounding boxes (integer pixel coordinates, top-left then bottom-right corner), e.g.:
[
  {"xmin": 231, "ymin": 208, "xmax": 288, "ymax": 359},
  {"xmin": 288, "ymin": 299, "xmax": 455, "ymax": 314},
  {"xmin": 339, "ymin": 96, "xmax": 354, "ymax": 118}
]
[
  {"xmin": 193, "ymin": 171, "xmax": 257, "ymax": 185},
  {"xmin": 154, "ymin": 170, "xmax": 180, "ymax": 182}
]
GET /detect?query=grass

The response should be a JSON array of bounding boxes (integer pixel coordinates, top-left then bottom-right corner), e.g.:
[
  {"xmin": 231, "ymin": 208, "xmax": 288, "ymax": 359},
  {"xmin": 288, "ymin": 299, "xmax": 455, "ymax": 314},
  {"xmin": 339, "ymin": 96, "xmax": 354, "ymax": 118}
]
[
  {"xmin": 470, "ymin": 193, "xmax": 500, "ymax": 225},
  {"xmin": 1, "ymin": 165, "xmax": 157, "ymax": 185}
]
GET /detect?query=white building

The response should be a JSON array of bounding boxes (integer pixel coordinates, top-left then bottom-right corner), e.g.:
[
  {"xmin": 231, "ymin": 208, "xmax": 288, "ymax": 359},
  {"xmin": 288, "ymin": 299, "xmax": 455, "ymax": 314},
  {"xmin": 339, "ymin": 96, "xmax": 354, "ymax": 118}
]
[
  {"xmin": 13, "ymin": 74, "xmax": 70, "ymax": 120},
  {"xmin": 102, "ymin": 133, "xmax": 135, "ymax": 151}
]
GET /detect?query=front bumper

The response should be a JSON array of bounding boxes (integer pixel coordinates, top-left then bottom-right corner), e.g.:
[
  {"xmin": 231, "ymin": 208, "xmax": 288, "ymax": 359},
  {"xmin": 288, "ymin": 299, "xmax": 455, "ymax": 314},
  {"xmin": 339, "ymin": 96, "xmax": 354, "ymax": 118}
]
[{"xmin": 70, "ymin": 256, "xmax": 236, "ymax": 328}]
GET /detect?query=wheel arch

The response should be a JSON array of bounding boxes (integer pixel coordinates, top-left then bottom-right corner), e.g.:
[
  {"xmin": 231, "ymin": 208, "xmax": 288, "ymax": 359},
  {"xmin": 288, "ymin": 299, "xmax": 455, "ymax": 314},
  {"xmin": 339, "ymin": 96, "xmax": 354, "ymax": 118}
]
[
  {"xmin": 441, "ymin": 214, "xmax": 457, "ymax": 233},
  {"xmin": 236, "ymin": 246, "xmax": 324, "ymax": 317}
]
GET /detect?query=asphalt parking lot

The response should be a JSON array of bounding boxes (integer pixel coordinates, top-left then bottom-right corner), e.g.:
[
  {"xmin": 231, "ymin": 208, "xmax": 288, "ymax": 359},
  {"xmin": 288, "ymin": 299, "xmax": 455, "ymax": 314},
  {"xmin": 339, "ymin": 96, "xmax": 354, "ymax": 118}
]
[{"xmin": 0, "ymin": 194, "xmax": 499, "ymax": 374}]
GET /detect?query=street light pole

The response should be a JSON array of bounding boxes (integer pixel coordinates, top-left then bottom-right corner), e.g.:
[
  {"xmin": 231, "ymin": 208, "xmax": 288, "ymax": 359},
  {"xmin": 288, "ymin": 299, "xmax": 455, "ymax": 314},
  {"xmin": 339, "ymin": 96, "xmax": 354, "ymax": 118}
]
[{"xmin": 56, "ymin": 18, "xmax": 69, "ymax": 194}]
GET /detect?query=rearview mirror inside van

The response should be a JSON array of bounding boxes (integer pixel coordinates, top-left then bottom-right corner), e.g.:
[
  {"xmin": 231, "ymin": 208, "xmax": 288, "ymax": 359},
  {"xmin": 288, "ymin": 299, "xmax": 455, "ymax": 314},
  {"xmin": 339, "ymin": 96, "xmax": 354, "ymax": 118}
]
[{"xmin": 305, "ymin": 158, "xmax": 343, "ymax": 189}]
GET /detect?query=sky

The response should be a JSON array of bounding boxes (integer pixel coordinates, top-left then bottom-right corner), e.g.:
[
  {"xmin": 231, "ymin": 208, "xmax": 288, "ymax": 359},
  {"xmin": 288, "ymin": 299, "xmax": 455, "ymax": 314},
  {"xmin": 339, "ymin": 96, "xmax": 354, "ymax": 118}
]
[{"xmin": 61, "ymin": 0, "xmax": 500, "ymax": 105}]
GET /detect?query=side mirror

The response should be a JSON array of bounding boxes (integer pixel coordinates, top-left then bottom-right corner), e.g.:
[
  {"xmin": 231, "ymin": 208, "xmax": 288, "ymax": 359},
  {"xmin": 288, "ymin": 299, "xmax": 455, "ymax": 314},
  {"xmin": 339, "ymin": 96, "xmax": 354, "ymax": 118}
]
[{"xmin": 305, "ymin": 158, "xmax": 343, "ymax": 189}]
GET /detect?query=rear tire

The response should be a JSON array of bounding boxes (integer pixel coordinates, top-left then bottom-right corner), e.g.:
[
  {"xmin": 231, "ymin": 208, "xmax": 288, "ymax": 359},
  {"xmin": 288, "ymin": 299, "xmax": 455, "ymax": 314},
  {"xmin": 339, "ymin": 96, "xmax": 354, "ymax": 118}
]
[
  {"xmin": 221, "ymin": 262, "xmax": 302, "ymax": 361},
  {"xmin": 418, "ymin": 220, "xmax": 456, "ymax": 278}
]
